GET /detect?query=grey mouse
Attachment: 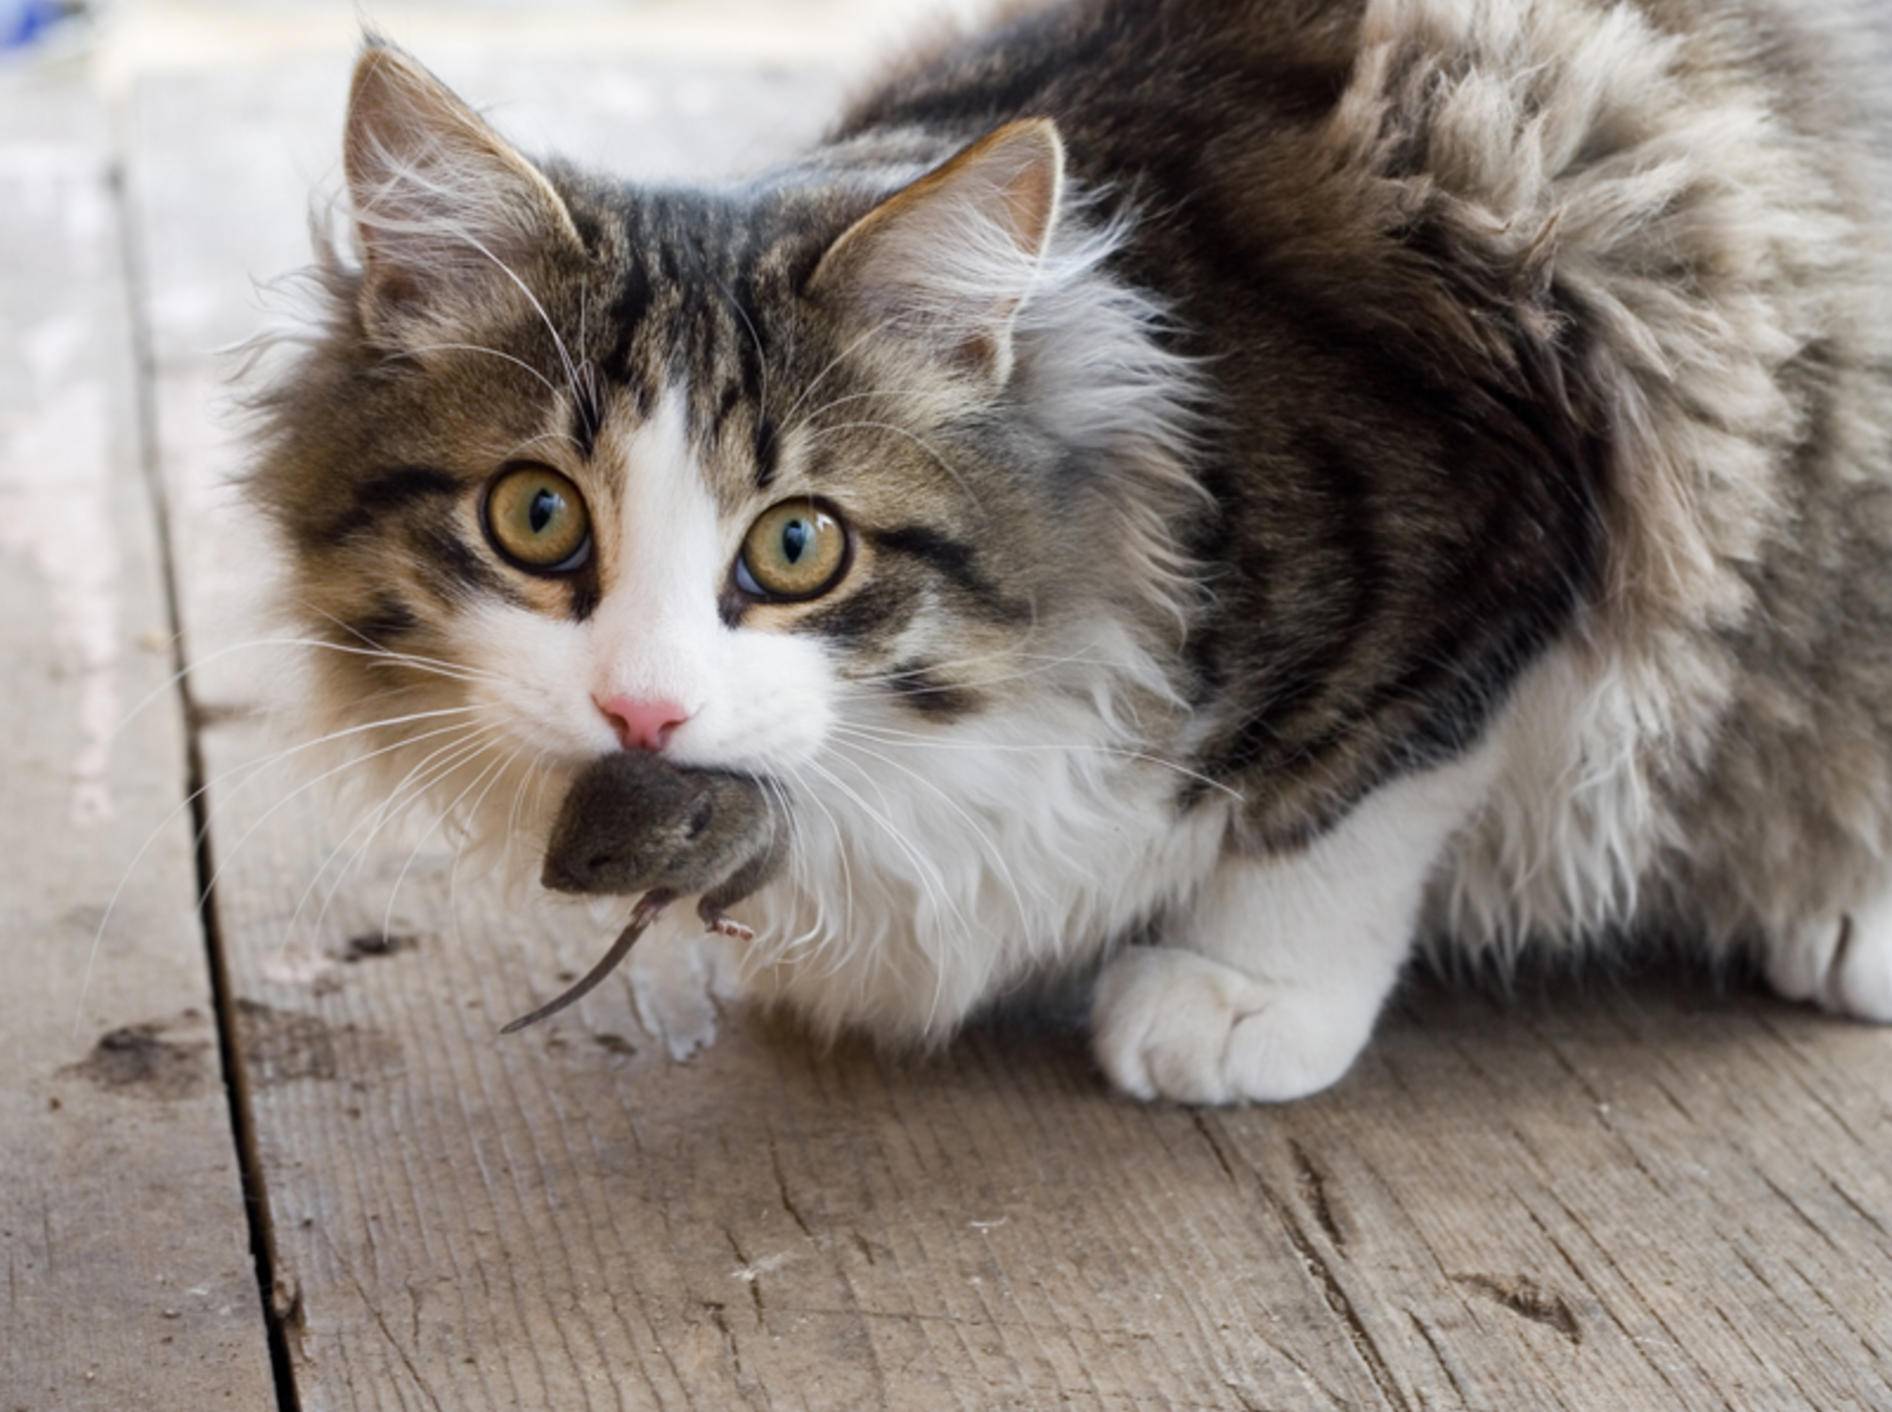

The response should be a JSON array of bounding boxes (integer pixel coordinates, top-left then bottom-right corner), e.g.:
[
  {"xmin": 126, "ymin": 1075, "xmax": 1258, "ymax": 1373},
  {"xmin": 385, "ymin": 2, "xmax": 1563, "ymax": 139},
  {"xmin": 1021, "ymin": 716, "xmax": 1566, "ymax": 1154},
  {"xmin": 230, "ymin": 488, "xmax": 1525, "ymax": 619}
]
[{"xmin": 500, "ymin": 752, "xmax": 783, "ymax": 1034}]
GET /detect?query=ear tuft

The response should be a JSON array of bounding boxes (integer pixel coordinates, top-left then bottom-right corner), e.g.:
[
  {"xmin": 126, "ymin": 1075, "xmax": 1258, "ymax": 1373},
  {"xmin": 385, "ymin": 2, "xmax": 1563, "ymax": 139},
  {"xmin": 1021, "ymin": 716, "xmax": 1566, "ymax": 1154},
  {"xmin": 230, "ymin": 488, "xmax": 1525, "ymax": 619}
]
[
  {"xmin": 342, "ymin": 39, "xmax": 580, "ymax": 339},
  {"xmin": 811, "ymin": 119, "xmax": 1066, "ymax": 384}
]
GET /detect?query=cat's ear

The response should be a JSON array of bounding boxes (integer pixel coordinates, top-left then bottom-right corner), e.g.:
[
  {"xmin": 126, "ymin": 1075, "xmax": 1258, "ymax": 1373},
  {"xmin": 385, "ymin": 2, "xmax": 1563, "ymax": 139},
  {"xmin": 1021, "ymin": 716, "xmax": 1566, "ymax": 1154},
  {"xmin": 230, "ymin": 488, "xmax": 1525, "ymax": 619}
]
[
  {"xmin": 810, "ymin": 119, "xmax": 1065, "ymax": 386},
  {"xmin": 342, "ymin": 38, "xmax": 582, "ymax": 341}
]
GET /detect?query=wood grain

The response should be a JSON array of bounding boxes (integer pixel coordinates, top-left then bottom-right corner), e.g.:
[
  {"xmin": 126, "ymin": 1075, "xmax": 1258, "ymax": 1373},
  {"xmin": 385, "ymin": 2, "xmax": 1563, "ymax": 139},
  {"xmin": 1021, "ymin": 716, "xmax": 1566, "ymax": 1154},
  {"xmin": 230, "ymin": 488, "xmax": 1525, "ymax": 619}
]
[
  {"xmin": 0, "ymin": 77, "xmax": 276, "ymax": 1412},
  {"xmin": 129, "ymin": 52, "xmax": 1892, "ymax": 1412}
]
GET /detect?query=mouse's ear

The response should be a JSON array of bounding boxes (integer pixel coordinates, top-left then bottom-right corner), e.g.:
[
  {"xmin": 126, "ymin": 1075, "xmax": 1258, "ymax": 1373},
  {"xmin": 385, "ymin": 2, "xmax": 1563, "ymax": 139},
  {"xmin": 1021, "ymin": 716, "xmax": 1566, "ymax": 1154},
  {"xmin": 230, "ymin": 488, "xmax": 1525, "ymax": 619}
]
[
  {"xmin": 342, "ymin": 36, "xmax": 582, "ymax": 343},
  {"xmin": 808, "ymin": 118, "xmax": 1065, "ymax": 388}
]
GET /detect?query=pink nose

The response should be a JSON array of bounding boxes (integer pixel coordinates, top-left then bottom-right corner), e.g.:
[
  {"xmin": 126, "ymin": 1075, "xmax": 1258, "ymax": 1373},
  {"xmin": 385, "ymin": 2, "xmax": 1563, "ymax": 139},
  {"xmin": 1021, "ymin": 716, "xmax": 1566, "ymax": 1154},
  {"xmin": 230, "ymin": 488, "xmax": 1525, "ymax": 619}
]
[{"xmin": 595, "ymin": 695, "xmax": 690, "ymax": 752}]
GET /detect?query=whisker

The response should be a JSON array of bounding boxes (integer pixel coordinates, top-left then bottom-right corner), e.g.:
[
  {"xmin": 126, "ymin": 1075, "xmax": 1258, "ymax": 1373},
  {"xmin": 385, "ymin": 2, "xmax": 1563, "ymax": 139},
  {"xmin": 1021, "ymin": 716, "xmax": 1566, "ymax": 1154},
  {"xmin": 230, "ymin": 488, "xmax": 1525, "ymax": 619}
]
[
  {"xmin": 827, "ymin": 719, "xmax": 1246, "ymax": 802},
  {"xmin": 798, "ymin": 419, "xmax": 983, "ymax": 508},
  {"xmin": 500, "ymin": 743, "xmax": 554, "ymax": 881},
  {"xmin": 776, "ymin": 758, "xmax": 852, "ymax": 958},
  {"xmin": 827, "ymin": 734, "xmax": 1039, "ymax": 937},
  {"xmin": 811, "ymin": 750, "xmax": 972, "ymax": 1027},
  {"xmin": 833, "ymin": 651, "xmax": 1128, "ymax": 701},
  {"xmin": 795, "ymin": 386, "xmax": 960, "ymax": 429},
  {"xmin": 710, "ymin": 271, "xmax": 771, "ymax": 438},
  {"xmin": 285, "ymin": 722, "xmax": 499, "ymax": 949},
  {"xmin": 433, "ymin": 219, "xmax": 589, "ymax": 432},
  {"xmin": 775, "ymin": 317, "xmax": 896, "ymax": 438},
  {"xmin": 486, "ymin": 427, "xmax": 587, "ymax": 463},
  {"xmin": 380, "ymin": 747, "xmax": 512, "ymax": 948},
  {"xmin": 110, "ymin": 634, "xmax": 502, "ymax": 745},
  {"xmin": 443, "ymin": 742, "xmax": 526, "ymax": 950},
  {"xmin": 803, "ymin": 755, "xmax": 967, "ymax": 939},
  {"xmin": 381, "ymin": 341, "xmax": 561, "ymax": 399},
  {"xmin": 198, "ymin": 716, "xmax": 496, "ymax": 909},
  {"xmin": 304, "ymin": 724, "xmax": 509, "ymax": 948},
  {"xmin": 74, "ymin": 706, "xmax": 485, "ymax": 1032},
  {"xmin": 302, "ymin": 609, "xmax": 505, "ymax": 684}
]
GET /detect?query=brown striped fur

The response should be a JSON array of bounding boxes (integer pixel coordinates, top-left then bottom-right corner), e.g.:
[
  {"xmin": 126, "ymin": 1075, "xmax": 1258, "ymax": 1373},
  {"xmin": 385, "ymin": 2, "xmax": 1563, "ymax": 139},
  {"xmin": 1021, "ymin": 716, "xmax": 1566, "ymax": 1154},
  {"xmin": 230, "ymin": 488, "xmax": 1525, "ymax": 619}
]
[{"xmin": 245, "ymin": 0, "xmax": 1892, "ymax": 1102}]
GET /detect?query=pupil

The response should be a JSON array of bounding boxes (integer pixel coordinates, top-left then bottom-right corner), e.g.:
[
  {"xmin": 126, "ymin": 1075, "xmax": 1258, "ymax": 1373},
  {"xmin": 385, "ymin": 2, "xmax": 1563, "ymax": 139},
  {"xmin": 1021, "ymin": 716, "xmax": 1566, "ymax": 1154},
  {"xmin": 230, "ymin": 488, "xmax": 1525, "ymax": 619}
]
[
  {"xmin": 782, "ymin": 519, "xmax": 809, "ymax": 563},
  {"xmin": 528, "ymin": 489, "xmax": 559, "ymax": 534}
]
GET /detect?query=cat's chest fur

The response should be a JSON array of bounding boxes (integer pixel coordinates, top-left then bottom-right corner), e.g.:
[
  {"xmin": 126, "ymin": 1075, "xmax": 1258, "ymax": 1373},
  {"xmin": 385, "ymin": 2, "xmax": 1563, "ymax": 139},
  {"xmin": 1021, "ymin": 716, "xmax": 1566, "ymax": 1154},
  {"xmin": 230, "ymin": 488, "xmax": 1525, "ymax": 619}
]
[{"xmin": 746, "ymin": 686, "xmax": 1237, "ymax": 1039}]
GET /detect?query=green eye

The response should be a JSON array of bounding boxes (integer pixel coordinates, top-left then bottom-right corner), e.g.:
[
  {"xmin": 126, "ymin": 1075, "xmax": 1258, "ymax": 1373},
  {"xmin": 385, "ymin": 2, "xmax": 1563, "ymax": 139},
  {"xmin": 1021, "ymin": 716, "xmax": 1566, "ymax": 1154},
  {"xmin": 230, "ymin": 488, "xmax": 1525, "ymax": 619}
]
[
  {"xmin": 484, "ymin": 465, "xmax": 591, "ymax": 573},
  {"xmin": 736, "ymin": 499, "xmax": 850, "ymax": 600}
]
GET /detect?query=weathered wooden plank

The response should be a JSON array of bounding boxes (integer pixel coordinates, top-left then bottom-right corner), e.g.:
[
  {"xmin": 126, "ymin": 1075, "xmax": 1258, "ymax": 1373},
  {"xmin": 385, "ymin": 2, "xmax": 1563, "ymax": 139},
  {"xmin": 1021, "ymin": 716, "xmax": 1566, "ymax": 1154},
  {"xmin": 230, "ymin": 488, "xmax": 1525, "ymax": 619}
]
[
  {"xmin": 105, "ymin": 737, "xmax": 1404, "ymax": 1411},
  {"xmin": 134, "ymin": 49, "xmax": 1892, "ymax": 1412},
  {"xmin": 1203, "ymin": 983, "xmax": 1892, "ymax": 1411},
  {"xmin": 0, "ymin": 78, "xmax": 278, "ymax": 1412}
]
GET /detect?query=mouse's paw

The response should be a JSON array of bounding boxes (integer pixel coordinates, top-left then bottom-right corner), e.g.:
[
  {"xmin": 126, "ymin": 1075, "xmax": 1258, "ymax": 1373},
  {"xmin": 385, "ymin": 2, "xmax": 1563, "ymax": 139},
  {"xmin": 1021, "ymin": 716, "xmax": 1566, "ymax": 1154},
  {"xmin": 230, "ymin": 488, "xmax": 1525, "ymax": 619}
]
[
  {"xmin": 629, "ymin": 927, "xmax": 746, "ymax": 1061},
  {"xmin": 706, "ymin": 914, "xmax": 756, "ymax": 942},
  {"xmin": 1091, "ymin": 946, "xmax": 1377, "ymax": 1105}
]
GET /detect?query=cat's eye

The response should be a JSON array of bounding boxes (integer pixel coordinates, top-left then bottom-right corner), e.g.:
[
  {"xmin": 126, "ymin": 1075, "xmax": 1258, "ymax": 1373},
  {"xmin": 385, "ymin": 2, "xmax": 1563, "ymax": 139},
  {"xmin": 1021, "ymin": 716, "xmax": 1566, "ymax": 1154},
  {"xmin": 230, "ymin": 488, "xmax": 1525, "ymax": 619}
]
[
  {"xmin": 483, "ymin": 465, "xmax": 592, "ymax": 574},
  {"xmin": 735, "ymin": 499, "xmax": 850, "ymax": 601}
]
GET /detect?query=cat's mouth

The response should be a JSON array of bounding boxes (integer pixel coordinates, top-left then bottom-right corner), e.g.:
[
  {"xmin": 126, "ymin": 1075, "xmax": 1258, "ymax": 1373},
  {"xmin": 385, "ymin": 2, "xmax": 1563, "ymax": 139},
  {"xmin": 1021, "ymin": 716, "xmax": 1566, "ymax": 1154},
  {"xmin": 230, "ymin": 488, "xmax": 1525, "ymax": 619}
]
[
  {"xmin": 537, "ymin": 751, "xmax": 781, "ymax": 901},
  {"xmin": 505, "ymin": 752, "xmax": 784, "ymax": 1035}
]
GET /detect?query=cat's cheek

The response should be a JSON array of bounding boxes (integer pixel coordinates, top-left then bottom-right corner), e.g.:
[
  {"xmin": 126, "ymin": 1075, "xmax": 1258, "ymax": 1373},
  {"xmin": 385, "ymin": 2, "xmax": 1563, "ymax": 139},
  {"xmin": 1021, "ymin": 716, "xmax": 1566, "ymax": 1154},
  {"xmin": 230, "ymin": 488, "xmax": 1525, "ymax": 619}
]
[
  {"xmin": 663, "ymin": 627, "xmax": 839, "ymax": 776},
  {"xmin": 455, "ymin": 603, "xmax": 617, "ymax": 760}
]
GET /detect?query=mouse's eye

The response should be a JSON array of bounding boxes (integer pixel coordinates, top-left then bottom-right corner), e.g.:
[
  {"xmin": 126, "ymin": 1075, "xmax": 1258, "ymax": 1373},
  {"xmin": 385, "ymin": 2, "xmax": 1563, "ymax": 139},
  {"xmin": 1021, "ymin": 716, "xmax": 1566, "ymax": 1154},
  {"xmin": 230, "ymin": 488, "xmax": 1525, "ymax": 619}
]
[
  {"xmin": 484, "ymin": 464, "xmax": 592, "ymax": 574},
  {"xmin": 687, "ymin": 801, "xmax": 714, "ymax": 839},
  {"xmin": 735, "ymin": 498, "xmax": 849, "ymax": 601}
]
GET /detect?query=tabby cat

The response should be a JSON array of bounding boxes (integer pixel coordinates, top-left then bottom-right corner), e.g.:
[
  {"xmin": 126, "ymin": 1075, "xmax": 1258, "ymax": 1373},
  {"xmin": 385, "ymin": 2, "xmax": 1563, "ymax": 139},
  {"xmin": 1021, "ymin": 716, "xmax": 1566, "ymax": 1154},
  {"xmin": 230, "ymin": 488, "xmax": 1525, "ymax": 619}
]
[{"xmin": 247, "ymin": 0, "xmax": 1892, "ymax": 1103}]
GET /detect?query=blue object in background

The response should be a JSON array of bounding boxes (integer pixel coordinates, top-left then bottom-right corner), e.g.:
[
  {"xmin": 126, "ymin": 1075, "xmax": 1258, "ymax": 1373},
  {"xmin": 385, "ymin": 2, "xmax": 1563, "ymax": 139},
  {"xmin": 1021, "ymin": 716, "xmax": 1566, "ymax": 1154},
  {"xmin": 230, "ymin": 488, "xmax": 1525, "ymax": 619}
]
[{"xmin": 3, "ymin": 0, "xmax": 67, "ymax": 50}]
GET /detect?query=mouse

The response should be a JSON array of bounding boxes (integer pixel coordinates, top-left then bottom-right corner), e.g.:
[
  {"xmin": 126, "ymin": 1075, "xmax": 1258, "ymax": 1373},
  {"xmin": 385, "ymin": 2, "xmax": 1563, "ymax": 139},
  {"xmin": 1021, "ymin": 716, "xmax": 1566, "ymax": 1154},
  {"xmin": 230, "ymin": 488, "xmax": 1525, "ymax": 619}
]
[{"xmin": 500, "ymin": 751, "xmax": 784, "ymax": 1035}]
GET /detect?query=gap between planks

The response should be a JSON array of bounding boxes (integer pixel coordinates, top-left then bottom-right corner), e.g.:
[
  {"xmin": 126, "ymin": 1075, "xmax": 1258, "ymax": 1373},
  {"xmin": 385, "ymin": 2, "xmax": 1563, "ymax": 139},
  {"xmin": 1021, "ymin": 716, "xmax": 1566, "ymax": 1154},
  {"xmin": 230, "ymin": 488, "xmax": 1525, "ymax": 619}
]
[{"xmin": 108, "ymin": 111, "xmax": 305, "ymax": 1412}]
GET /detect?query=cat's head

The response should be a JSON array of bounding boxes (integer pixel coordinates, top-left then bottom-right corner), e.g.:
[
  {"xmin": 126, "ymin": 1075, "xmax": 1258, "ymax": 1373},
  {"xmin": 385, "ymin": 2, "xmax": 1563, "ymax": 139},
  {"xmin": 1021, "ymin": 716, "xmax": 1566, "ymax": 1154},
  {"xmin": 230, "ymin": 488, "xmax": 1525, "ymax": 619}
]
[{"xmin": 245, "ymin": 41, "xmax": 1199, "ymax": 932}]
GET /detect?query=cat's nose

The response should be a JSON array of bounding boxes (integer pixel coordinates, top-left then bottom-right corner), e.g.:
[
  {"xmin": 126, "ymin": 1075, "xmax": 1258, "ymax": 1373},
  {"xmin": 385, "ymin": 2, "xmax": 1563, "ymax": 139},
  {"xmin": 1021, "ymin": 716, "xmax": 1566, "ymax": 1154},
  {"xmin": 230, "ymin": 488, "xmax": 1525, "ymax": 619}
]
[{"xmin": 595, "ymin": 694, "xmax": 691, "ymax": 752}]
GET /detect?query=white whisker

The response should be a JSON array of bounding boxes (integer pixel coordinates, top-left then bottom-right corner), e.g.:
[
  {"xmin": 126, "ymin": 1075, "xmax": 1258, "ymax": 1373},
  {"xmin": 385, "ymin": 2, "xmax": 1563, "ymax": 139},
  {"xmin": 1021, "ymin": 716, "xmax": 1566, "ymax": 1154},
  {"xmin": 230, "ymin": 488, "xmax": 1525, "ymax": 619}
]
[
  {"xmin": 198, "ymin": 714, "xmax": 495, "ymax": 914},
  {"xmin": 829, "ymin": 719, "xmax": 1244, "ymax": 802},
  {"xmin": 381, "ymin": 341, "xmax": 561, "ymax": 399},
  {"xmin": 305, "ymin": 724, "xmax": 508, "ymax": 947},
  {"xmin": 285, "ymin": 723, "xmax": 493, "ymax": 950},
  {"xmin": 444, "ymin": 743, "xmax": 527, "ymax": 949},
  {"xmin": 775, "ymin": 318, "xmax": 896, "ymax": 438},
  {"xmin": 798, "ymin": 419, "xmax": 983, "ymax": 507},
  {"xmin": 828, "ymin": 734, "xmax": 1038, "ymax": 936},
  {"xmin": 74, "ymin": 706, "xmax": 485, "ymax": 1033},
  {"xmin": 381, "ymin": 748, "xmax": 511, "ymax": 947}
]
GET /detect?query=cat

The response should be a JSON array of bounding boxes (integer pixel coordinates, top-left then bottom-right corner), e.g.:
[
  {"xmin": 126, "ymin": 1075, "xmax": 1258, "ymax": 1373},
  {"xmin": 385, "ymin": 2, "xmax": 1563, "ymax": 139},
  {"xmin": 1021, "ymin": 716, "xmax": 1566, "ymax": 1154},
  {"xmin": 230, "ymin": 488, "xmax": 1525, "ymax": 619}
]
[{"xmin": 245, "ymin": 0, "xmax": 1892, "ymax": 1105}]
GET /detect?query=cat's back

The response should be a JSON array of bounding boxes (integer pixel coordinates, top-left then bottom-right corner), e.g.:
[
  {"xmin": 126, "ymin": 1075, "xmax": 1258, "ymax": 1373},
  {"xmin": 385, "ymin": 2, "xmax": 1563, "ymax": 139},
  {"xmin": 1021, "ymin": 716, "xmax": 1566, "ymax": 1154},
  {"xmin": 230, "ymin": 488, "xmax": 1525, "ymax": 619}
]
[
  {"xmin": 836, "ymin": 0, "xmax": 1892, "ymax": 425},
  {"xmin": 841, "ymin": 0, "xmax": 1892, "ymax": 296},
  {"xmin": 840, "ymin": 0, "xmax": 1892, "ymax": 944}
]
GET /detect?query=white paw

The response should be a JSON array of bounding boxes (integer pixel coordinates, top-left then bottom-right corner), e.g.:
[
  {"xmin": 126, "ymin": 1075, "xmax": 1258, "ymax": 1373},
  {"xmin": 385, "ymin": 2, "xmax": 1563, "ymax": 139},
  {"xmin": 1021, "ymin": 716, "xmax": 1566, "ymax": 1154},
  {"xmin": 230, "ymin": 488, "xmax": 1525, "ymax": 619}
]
[
  {"xmin": 628, "ymin": 927, "xmax": 746, "ymax": 1062},
  {"xmin": 1091, "ymin": 946, "xmax": 1378, "ymax": 1105},
  {"xmin": 1766, "ymin": 892, "xmax": 1892, "ymax": 1022}
]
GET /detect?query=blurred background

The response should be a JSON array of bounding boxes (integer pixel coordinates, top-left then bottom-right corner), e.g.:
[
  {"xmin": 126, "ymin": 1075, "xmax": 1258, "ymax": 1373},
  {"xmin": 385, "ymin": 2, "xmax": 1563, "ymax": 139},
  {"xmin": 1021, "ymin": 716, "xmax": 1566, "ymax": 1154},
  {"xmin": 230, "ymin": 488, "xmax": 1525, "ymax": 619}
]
[
  {"xmin": 4, "ymin": 0, "xmax": 968, "ymax": 74},
  {"xmin": 1, "ymin": 0, "xmax": 971, "ymax": 300}
]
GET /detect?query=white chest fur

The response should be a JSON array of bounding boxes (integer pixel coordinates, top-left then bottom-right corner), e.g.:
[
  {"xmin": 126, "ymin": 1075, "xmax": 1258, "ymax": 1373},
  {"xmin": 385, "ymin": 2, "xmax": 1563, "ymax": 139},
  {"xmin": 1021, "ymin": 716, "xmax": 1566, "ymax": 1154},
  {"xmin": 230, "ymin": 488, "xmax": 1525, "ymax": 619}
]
[{"xmin": 743, "ymin": 682, "xmax": 1234, "ymax": 1041}]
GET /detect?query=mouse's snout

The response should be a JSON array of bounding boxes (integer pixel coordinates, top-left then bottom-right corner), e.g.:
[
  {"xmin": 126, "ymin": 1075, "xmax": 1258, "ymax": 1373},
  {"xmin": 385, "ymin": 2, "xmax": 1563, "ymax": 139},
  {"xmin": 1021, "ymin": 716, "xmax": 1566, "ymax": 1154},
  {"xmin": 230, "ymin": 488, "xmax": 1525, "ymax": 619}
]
[
  {"xmin": 541, "ymin": 840, "xmax": 649, "ymax": 895},
  {"xmin": 539, "ymin": 849, "xmax": 590, "ymax": 894}
]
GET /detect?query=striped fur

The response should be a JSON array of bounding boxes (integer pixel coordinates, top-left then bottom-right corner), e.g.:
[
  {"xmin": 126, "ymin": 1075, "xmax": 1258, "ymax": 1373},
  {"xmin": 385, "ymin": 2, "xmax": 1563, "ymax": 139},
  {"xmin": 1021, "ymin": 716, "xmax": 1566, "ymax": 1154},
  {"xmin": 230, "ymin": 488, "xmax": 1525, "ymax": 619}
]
[{"xmin": 245, "ymin": 0, "xmax": 1892, "ymax": 1102}]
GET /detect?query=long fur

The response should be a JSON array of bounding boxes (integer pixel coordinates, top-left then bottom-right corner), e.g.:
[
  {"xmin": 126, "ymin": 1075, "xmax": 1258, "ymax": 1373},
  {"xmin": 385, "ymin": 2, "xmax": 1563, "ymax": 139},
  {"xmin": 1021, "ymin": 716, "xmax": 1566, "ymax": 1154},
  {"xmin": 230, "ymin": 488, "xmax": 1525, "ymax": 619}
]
[{"xmin": 243, "ymin": 2, "xmax": 1892, "ymax": 1101}]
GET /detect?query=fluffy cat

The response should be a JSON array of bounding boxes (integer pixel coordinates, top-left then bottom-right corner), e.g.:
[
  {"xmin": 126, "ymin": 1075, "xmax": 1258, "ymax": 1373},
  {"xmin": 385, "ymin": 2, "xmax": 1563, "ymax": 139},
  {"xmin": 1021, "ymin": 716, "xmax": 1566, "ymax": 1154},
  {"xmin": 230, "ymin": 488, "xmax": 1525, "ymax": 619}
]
[{"xmin": 246, "ymin": 0, "xmax": 1892, "ymax": 1104}]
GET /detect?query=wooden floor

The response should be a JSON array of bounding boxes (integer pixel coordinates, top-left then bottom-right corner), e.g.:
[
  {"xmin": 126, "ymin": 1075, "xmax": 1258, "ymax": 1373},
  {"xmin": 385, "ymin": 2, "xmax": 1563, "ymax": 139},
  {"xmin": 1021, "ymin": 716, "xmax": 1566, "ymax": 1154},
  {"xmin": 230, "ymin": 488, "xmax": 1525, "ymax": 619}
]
[{"xmin": 5, "ymin": 32, "xmax": 1892, "ymax": 1412}]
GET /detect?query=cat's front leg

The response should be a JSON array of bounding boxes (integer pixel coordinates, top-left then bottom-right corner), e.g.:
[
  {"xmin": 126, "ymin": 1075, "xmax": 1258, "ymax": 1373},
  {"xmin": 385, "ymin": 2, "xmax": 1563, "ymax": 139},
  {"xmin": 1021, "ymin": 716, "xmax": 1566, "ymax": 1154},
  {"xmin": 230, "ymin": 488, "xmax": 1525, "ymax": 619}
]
[{"xmin": 1092, "ymin": 752, "xmax": 1494, "ymax": 1105}]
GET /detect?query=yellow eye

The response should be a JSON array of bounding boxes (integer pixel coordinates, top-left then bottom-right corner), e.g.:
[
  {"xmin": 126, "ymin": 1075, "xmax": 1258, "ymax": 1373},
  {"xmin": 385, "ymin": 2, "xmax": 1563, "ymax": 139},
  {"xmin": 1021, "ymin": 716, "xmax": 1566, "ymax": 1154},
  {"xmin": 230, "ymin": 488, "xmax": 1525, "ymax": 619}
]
[
  {"xmin": 736, "ymin": 499, "xmax": 850, "ymax": 601},
  {"xmin": 483, "ymin": 465, "xmax": 591, "ymax": 573}
]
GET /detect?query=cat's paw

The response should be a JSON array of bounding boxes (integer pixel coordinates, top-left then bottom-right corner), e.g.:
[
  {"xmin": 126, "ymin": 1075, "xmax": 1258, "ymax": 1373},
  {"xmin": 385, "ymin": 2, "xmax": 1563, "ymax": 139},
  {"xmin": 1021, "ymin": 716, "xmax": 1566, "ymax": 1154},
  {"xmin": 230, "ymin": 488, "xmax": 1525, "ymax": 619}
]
[
  {"xmin": 1091, "ymin": 946, "xmax": 1376, "ymax": 1105},
  {"xmin": 1765, "ymin": 891, "xmax": 1892, "ymax": 1022},
  {"xmin": 628, "ymin": 927, "xmax": 746, "ymax": 1061}
]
